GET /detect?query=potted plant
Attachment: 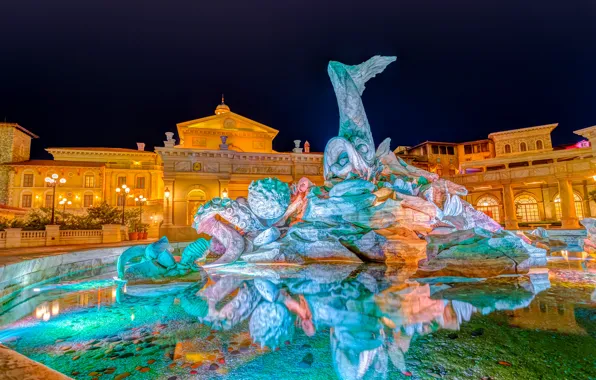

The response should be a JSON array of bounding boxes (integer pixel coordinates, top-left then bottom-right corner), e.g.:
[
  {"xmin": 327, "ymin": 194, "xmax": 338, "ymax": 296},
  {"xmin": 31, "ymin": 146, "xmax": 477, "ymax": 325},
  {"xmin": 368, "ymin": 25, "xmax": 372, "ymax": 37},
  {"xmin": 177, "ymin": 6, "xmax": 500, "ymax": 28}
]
[
  {"xmin": 143, "ymin": 224, "xmax": 149, "ymax": 239},
  {"xmin": 128, "ymin": 221, "xmax": 139, "ymax": 241}
]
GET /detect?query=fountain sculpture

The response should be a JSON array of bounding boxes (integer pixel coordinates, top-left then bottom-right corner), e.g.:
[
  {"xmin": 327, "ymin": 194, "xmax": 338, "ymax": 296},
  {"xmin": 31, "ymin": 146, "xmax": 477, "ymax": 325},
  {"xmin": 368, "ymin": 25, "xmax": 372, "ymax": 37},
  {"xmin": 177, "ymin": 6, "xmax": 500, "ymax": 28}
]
[
  {"xmin": 117, "ymin": 55, "xmax": 545, "ymax": 279},
  {"xmin": 190, "ymin": 55, "xmax": 545, "ymax": 276}
]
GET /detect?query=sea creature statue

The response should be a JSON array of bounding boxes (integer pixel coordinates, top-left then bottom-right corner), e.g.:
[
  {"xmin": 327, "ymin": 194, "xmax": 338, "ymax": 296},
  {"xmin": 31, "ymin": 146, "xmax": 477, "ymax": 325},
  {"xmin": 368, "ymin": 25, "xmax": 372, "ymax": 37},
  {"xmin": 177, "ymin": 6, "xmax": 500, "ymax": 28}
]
[
  {"xmin": 581, "ymin": 218, "xmax": 596, "ymax": 253},
  {"xmin": 187, "ymin": 55, "xmax": 545, "ymax": 276},
  {"xmin": 116, "ymin": 237, "xmax": 210, "ymax": 282}
]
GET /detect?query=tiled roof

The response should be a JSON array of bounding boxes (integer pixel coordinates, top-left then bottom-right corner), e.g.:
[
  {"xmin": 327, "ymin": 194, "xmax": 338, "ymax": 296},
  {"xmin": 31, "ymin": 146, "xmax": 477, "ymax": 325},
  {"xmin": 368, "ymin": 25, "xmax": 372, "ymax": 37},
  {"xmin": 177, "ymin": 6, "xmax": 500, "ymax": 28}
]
[
  {"xmin": 3, "ymin": 160, "xmax": 105, "ymax": 167},
  {"xmin": 0, "ymin": 122, "xmax": 39, "ymax": 138}
]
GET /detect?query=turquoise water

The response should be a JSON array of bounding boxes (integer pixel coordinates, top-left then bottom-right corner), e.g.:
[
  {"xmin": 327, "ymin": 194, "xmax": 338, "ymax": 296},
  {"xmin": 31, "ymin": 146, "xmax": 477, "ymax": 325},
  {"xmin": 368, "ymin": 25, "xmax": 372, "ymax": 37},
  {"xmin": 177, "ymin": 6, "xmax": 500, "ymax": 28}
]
[{"xmin": 1, "ymin": 260, "xmax": 595, "ymax": 379}]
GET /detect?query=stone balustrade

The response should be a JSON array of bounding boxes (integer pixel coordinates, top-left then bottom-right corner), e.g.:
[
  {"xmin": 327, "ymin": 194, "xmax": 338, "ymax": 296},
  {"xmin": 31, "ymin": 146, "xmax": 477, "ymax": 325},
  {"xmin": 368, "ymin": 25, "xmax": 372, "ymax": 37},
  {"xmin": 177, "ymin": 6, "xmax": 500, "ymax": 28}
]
[
  {"xmin": 0, "ymin": 224, "xmax": 123, "ymax": 249},
  {"xmin": 448, "ymin": 157, "xmax": 595, "ymax": 187}
]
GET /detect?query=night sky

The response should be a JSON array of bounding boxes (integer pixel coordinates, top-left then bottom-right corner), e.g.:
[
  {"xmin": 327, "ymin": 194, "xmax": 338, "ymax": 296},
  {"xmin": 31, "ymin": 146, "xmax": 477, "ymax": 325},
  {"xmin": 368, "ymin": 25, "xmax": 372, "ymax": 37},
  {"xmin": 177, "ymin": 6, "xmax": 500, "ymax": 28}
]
[{"xmin": 1, "ymin": 1, "xmax": 595, "ymax": 159}]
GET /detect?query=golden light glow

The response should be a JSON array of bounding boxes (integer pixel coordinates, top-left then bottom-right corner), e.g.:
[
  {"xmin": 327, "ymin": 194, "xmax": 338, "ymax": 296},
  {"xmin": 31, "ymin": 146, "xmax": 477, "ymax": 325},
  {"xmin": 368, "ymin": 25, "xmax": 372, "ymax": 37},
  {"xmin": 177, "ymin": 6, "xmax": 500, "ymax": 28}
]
[{"xmin": 51, "ymin": 301, "xmax": 60, "ymax": 316}]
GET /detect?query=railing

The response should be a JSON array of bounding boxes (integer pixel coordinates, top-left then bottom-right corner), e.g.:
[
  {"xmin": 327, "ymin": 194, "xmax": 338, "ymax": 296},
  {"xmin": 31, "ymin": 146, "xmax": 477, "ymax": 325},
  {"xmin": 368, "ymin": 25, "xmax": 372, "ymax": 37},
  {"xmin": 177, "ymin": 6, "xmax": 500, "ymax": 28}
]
[
  {"xmin": 19, "ymin": 230, "xmax": 47, "ymax": 248},
  {"xmin": 60, "ymin": 229, "xmax": 103, "ymax": 244},
  {"xmin": 0, "ymin": 224, "xmax": 125, "ymax": 249},
  {"xmin": 21, "ymin": 231, "xmax": 47, "ymax": 239},
  {"xmin": 60, "ymin": 230, "xmax": 103, "ymax": 238}
]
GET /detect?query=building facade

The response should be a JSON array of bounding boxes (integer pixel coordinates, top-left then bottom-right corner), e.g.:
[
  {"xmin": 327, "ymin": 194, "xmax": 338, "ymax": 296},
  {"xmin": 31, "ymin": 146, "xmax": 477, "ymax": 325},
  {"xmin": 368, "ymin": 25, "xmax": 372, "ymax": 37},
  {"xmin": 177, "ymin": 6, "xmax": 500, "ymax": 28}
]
[
  {"xmin": 0, "ymin": 99, "xmax": 323, "ymax": 241},
  {"xmin": 3, "ymin": 109, "xmax": 596, "ymax": 234},
  {"xmin": 156, "ymin": 99, "xmax": 323, "ymax": 240},
  {"xmin": 397, "ymin": 123, "xmax": 596, "ymax": 229}
]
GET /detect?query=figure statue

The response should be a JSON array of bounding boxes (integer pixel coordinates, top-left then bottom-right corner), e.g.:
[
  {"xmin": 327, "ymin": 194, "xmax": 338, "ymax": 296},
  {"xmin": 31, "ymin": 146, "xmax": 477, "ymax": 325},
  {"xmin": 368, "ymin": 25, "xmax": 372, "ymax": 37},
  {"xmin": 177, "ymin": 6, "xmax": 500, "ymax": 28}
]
[
  {"xmin": 581, "ymin": 218, "xmax": 596, "ymax": 253},
  {"xmin": 116, "ymin": 237, "xmax": 209, "ymax": 283}
]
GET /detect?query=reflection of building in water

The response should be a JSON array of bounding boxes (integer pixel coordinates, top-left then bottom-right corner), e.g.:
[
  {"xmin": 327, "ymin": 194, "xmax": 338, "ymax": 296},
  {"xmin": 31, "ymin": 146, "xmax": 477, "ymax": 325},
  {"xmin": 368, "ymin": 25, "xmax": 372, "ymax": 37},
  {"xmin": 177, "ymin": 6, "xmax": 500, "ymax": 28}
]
[
  {"xmin": 509, "ymin": 301, "xmax": 587, "ymax": 335},
  {"xmin": 32, "ymin": 287, "xmax": 117, "ymax": 323}
]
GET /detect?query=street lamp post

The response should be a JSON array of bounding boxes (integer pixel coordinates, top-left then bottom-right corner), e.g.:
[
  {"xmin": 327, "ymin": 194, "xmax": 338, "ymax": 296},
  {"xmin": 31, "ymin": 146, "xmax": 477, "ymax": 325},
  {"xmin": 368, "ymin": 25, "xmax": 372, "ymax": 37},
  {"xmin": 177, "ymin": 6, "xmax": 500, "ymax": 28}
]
[
  {"xmin": 115, "ymin": 184, "xmax": 130, "ymax": 225},
  {"xmin": 59, "ymin": 198, "xmax": 72, "ymax": 213},
  {"xmin": 45, "ymin": 174, "xmax": 66, "ymax": 225},
  {"xmin": 134, "ymin": 195, "xmax": 146, "ymax": 226},
  {"xmin": 164, "ymin": 187, "xmax": 171, "ymax": 226}
]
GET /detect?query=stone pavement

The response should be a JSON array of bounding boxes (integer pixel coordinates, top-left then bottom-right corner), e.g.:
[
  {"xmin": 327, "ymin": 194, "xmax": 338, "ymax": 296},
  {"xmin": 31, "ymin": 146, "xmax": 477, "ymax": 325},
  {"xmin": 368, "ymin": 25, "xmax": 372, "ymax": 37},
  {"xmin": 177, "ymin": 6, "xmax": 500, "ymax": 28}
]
[{"xmin": 0, "ymin": 344, "xmax": 71, "ymax": 380}]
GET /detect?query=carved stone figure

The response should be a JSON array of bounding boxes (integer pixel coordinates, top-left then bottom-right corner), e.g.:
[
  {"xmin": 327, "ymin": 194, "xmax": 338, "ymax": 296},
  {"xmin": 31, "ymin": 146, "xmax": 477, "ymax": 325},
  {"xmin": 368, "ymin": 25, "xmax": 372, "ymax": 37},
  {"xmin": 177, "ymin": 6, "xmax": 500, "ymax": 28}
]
[
  {"xmin": 581, "ymin": 218, "xmax": 596, "ymax": 253},
  {"xmin": 116, "ymin": 237, "xmax": 209, "ymax": 283}
]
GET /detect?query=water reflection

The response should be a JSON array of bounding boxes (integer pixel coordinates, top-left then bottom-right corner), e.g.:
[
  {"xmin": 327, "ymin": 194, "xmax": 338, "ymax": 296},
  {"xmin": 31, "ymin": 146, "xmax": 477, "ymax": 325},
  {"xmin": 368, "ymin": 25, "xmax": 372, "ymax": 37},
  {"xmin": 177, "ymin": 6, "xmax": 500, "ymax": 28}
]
[
  {"xmin": 112, "ymin": 265, "xmax": 554, "ymax": 379},
  {"xmin": 3, "ymin": 264, "xmax": 596, "ymax": 379}
]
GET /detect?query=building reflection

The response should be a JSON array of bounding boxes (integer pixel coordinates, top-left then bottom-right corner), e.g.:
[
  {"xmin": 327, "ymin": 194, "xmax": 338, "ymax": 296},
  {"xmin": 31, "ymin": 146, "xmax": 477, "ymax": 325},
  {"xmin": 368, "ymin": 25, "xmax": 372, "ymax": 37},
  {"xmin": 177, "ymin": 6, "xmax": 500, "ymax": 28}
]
[
  {"xmin": 509, "ymin": 302, "xmax": 587, "ymax": 335},
  {"xmin": 30, "ymin": 286, "xmax": 117, "ymax": 323}
]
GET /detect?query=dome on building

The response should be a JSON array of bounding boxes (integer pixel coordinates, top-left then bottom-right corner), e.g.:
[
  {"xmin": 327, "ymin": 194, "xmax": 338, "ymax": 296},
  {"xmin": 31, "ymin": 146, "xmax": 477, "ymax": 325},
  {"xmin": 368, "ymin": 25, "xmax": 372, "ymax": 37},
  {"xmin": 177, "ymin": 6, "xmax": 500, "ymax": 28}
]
[{"xmin": 215, "ymin": 94, "xmax": 230, "ymax": 115}]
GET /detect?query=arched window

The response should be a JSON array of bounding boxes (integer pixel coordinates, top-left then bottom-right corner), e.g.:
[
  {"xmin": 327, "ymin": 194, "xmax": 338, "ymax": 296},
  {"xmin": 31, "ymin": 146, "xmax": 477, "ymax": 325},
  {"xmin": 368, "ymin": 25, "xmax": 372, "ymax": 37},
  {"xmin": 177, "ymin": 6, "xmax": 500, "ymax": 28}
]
[
  {"xmin": 476, "ymin": 195, "xmax": 500, "ymax": 222},
  {"xmin": 22, "ymin": 170, "xmax": 35, "ymax": 187},
  {"xmin": 515, "ymin": 194, "xmax": 540, "ymax": 222},
  {"xmin": 520, "ymin": 142, "xmax": 527, "ymax": 152},
  {"xmin": 536, "ymin": 140, "xmax": 543, "ymax": 150},
  {"xmin": 554, "ymin": 192, "xmax": 584, "ymax": 220},
  {"xmin": 504, "ymin": 144, "xmax": 511, "ymax": 154},
  {"xmin": 135, "ymin": 175, "xmax": 146, "ymax": 189},
  {"xmin": 84, "ymin": 172, "xmax": 95, "ymax": 188},
  {"xmin": 83, "ymin": 191, "xmax": 94, "ymax": 208},
  {"xmin": 21, "ymin": 192, "xmax": 33, "ymax": 208},
  {"xmin": 44, "ymin": 190, "xmax": 54, "ymax": 208}
]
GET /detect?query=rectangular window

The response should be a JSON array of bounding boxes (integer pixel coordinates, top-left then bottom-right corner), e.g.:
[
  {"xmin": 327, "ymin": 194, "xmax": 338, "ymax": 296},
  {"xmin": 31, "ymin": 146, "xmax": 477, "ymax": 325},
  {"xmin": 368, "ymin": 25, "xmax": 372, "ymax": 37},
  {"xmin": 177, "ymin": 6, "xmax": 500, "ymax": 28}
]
[
  {"xmin": 439, "ymin": 146, "xmax": 447, "ymax": 155},
  {"xmin": 431, "ymin": 145, "xmax": 439, "ymax": 154},
  {"xmin": 464, "ymin": 145, "xmax": 472, "ymax": 155},
  {"xmin": 85, "ymin": 175, "xmax": 95, "ymax": 188},
  {"xmin": 447, "ymin": 146, "xmax": 455, "ymax": 155},
  {"xmin": 481, "ymin": 142, "xmax": 489, "ymax": 152},
  {"xmin": 23, "ymin": 174, "xmax": 34, "ymax": 187},
  {"xmin": 117, "ymin": 177, "xmax": 126, "ymax": 187},
  {"xmin": 22, "ymin": 194, "xmax": 32, "ymax": 208},
  {"xmin": 136, "ymin": 176, "xmax": 145, "ymax": 189},
  {"xmin": 45, "ymin": 194, "xmax": 53, "ymax": 208},
  {"xmin": 117, "ymin": 194, "xmax": 124, "ymax": 207},
  {"xmin": 84, "ymin": 194, "xmax": 93, "ymax": 207}
]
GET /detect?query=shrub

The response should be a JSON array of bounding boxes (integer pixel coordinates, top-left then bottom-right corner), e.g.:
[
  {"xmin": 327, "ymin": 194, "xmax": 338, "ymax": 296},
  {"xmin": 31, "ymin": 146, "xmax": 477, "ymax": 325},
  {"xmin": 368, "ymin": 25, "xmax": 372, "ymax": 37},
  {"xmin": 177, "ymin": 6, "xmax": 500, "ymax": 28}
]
[{"xmin": 87, "ymin": 202, "xmax": 121, "ymax": 225}]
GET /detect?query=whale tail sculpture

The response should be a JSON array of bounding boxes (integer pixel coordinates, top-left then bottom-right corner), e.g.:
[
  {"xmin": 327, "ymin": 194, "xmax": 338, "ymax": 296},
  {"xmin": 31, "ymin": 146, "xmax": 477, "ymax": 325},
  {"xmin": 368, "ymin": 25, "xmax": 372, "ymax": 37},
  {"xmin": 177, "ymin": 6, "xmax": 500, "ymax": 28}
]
[{"xmin": 325, "ymin": 56, "xmax": 397, "ymax": 181}]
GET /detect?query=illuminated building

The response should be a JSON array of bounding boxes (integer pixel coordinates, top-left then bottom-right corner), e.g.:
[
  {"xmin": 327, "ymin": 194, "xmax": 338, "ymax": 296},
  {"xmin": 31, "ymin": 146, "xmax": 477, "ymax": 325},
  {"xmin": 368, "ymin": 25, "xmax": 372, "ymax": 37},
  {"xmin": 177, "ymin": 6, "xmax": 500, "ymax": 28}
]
[{"xmin": 397, "ymin": 123, "xmax": 596, "ymax": 229}]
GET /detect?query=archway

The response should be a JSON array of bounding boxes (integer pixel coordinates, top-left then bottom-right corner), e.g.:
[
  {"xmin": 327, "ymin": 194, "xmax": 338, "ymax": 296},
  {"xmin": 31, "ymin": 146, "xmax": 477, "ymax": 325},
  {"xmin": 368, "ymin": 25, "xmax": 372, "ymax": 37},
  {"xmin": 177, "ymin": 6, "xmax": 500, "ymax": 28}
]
[
  {"xmin": 515, "ymin": 194, "xmax": 540, "ymax": 222},
  {"xmin": 554, "ymin": 192, "xmax": 584, "ymax": 220},
  {"xmin": 476, "ymin": 195, "xmax": 500, "ymax": 222},
  {"xmin": 187, "ymin": 189, "xmax": 207, "ymax": 225}
]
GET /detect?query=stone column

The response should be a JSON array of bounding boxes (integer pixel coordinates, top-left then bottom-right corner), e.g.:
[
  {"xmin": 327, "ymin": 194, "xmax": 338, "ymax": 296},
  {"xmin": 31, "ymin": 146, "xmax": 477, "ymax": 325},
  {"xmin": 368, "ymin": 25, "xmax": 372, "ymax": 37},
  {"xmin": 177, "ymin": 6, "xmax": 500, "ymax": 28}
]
[
  {"xmin": 558, "ymin": 178, "xmax": 580, "ymax": 228},
  {"xmin": 102, "ymin": 224, "xmax": 122, "ymax": 243},
  {"xmin": 163, "ymin": 180, "xmax": 174, "ymax": 227},
  {"xmin": 5, "ymin": 228, "xmax": 22, "ymax": 248},
  {"xmin": 503, "ymin": 184, "xmax": 519, "ymax": 229},
  {"xmin": 45, "ymin": 225, "xmax": 60, "ymax": 246}
]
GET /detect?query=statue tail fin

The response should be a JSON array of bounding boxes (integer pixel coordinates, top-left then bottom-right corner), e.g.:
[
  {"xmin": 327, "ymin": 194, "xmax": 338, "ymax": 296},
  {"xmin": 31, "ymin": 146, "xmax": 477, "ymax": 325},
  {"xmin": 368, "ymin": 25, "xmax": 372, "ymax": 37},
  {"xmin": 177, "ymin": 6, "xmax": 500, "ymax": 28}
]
[{"xmin": 347, "ymin": 55, "xmax": 397, "ymax": 95}]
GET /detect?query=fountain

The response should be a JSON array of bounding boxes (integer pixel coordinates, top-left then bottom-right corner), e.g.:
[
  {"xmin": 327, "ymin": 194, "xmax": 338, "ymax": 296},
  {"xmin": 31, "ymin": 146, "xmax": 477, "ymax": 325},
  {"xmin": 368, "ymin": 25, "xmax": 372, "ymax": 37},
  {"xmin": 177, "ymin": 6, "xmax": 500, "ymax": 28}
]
[{"xmin": 120, "ymin": 55, "xmax": 546, "ymax": 278}]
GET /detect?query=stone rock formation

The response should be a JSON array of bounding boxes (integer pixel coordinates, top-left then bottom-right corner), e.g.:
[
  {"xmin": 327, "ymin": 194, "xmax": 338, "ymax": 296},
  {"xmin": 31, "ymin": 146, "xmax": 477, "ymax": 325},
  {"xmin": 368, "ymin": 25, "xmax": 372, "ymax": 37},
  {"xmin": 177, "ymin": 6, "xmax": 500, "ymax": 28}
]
[{"xmin": 581, "ymin": 218, "xmax": 596, "ymax": 253}]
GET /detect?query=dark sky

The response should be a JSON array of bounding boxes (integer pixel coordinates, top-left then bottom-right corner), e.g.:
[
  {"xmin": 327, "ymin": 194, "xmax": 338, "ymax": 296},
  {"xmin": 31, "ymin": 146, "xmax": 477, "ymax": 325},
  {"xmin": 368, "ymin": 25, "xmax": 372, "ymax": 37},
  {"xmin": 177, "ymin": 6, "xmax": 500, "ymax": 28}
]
[{"xmin": 1, "ymin": 1, "xmax": 595, "ymax": 159}]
